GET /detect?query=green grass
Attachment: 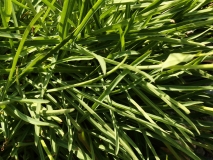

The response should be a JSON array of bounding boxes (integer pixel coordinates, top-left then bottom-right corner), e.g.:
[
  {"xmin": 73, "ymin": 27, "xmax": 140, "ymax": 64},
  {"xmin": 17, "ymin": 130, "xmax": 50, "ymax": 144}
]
[{"xmin": 1, "ymin": 0, "xmax": 213, "ymax": 159}]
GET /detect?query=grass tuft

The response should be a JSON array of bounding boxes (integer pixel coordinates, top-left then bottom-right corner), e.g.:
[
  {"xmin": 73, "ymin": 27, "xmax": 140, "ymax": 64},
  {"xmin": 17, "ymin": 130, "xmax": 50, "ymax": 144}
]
[{"xmin": 1, "ymin": 0, "xmax": 213, "ymax": 159}]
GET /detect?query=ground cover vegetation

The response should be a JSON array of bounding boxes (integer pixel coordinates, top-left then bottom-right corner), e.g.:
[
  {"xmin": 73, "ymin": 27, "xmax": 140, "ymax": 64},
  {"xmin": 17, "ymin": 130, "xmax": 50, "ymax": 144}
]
[{"xmin": 1, "ymin": 0, "xmax": 213, "ymax": 159}]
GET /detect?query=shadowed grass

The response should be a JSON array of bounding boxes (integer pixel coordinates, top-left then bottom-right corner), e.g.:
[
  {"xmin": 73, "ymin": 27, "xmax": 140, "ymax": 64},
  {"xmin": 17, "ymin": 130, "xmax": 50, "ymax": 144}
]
[{"xmin": 1, "ymin": 0, "xmax": 213, "ymax": 160}]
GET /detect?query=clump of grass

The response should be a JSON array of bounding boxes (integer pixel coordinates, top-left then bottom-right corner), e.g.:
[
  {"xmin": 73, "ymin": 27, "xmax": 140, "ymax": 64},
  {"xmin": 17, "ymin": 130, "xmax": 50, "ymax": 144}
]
[{"xmin": 1, "ymin": 0, "xmax": 213, "ymax": 159}]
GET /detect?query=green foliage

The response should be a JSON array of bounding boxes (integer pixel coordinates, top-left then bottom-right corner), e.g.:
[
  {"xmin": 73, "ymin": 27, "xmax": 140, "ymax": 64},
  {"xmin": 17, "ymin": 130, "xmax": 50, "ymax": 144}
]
[{"xmin": 0, "ymin": 0, "xmax": 213, "ymax": 159}]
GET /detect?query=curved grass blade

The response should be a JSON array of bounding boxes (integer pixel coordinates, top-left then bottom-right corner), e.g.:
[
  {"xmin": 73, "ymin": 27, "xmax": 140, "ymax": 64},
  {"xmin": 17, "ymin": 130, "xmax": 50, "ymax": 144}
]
[
  {"xmin": 5, "ymin": 11, "xmax": 44, "ymax": 96},
  {"xmin": 76, "ymin": 45, "xmax": 106, "ymax": 75},
  {"xmin": 4, "ymin": 105, "xmax": 58, "ymax": 127}
]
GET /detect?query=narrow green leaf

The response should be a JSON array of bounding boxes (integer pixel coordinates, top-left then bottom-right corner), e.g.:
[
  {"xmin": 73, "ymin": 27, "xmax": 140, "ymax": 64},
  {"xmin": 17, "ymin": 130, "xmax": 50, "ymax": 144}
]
[
  {"xmin": 143, "ymin": 131, "xmax": 160, "ymax": 160},
  {"xmin": 9, "ymin": 97, "xmax": 49, "ymax": 104},
  {"xmin": 40, "ymin": 108, "xmax": 75, "ymax": 116},
  {"xmin": 41, "ymin": 139, "xmax": 54, "ymax": 160},
  {"xmin": 76, "ymin": 45, "xmax": 106, "ymax": 75},
  {"xmin": 4, "ymin": 105, "xmax": 58, "ymax": 127},
  {"xmin": 58, "ymin": 0, "xmax": 74, "ymax": 40},
  {"xmin": 4, "ymin": 0, "xmax": 12, "ymax": 23},
  {"xmin": 5, "ymin": 11, "xmax": 44, "ymax": 94},
  {"xmin": 11, "ymin": 0, "xmax": 29, "ymax": 9}
]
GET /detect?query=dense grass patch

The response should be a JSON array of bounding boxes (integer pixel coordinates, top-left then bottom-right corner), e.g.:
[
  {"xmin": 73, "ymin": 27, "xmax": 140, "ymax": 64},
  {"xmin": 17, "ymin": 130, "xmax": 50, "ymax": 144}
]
[{"xmin": 1, "ymin": 0, "xmax": 213, "ymax": 159}]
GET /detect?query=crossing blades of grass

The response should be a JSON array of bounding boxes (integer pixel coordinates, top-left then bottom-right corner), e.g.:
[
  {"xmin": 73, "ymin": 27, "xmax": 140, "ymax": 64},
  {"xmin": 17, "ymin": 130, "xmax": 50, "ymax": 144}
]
[
  {"xmin": 1, "ymin": 0, "xmax": 213, "ymax": 159},
  {"xmin": 4, "ymin": 11, "xmax": 44, "ymax": 98}
]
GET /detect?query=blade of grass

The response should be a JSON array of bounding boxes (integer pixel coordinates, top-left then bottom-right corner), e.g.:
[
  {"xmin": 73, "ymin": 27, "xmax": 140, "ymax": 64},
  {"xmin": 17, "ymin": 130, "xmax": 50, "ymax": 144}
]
[{"xmin": 4, "ymin": 11, "xmax": 44, "ymax": 99}]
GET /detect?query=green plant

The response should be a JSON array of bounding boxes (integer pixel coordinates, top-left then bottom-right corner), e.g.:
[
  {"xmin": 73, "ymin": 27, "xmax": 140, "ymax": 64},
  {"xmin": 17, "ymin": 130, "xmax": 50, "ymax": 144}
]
[{"xmin": 1, "ymin": 0, "xmax": 213, "ymax": 159}]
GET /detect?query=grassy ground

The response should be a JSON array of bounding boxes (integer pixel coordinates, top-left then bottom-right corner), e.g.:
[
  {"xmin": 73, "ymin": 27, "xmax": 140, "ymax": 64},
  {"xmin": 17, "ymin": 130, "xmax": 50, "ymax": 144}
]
[{"xmin": 1, "ymin": 0, "xmax": 213, "ymax": 159}]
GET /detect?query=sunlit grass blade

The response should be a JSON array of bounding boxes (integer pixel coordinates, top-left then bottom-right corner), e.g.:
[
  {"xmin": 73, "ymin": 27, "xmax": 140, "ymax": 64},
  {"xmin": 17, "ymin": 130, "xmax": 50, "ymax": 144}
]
[
  {"xmin": 4, "ymin": 105, "xmax": 58, "ymax": 127},
  {"xmin": 4, "ymin": 11, "xmax": 44, "ymax": 96},
  {"xmin": 1, "ymin": 0, "xmax": 213, "ymax": 159}
]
